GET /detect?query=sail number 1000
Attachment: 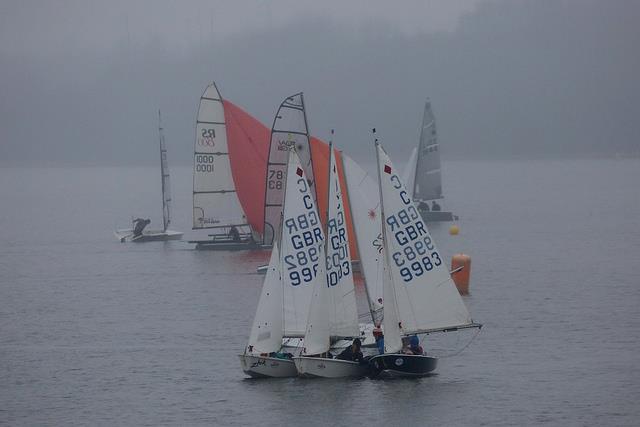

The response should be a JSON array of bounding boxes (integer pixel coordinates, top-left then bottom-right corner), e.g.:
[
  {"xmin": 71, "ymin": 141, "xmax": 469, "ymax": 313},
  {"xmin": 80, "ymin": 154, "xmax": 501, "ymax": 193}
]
[{"xmin": 196, "ymin": 155, "xmax": 215, "ymax": 172}]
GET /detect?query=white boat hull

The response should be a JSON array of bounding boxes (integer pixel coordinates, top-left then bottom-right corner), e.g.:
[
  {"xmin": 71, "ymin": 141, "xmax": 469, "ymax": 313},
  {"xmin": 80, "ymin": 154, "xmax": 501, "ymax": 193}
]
[
  {"xmin": 115, "ymin": 229, "xmax": 183, "ymax": 243},
  {"xmin": 293, "ymin": 357, "xmax": 368, "ymax": 378},
  {"xmin": 238, "ymin": 354, "xmax": 297, "ymax": 378}
]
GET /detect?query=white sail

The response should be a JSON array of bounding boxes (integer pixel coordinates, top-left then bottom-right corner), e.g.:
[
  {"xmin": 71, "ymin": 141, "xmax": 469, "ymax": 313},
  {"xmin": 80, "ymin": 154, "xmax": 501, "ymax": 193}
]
[
  {"xmin": 402, "ymin": 147, "xmax": 418, "ymax": 200},
  {"xmin": 325, "ymin": 145, "xmax": 359, "ymax": 337},
  {"xmin": 381, "ymin": 250, "xmax": 403, "ymax": 353},
  {"xmin": 192, "ymin": 83, "xmax": 250, "ymax": 234},
  {"xmin": 412, "ymin": 100, "xmax": 443, "ymax": 201},
  {"xmin": 158, "ymin": 110, "xmax": 172, "ymax": 232},
  {"xmin": 263, "ymin": 93, "xmax": 316, "ymax": 245},
  {"xmin": 341, "ymin": 154, "xmax": 384, "ymax": 324},
  {"xmin": 247, "ymin": 243, "xmax": 283, "ymax": 354},
  {"xmin": 281, "ymin": 149, "xmax": 325, "ymax": 337},
  {"xmin": 301, "ymin": 241, "xmax": 330, "ymax": 355},
  {"xmin": 376, "ymin": 143, "xmax": 472, "ymax": 334}
]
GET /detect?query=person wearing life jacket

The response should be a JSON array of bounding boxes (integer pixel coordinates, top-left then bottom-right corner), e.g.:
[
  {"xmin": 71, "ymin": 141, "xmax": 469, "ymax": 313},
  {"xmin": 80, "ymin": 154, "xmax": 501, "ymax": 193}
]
[
  {"xmin": 418, "ymin": 201, "xmax": 430, "ymax": 212},
  {"xmin": 133, "ymin": 218, "xmax": 150, "ymax": 237},
  {"xmin": 336, "ymin": 338, "xmax": 364, "ymax": 362},
  {"xmin": 228, "ymin": 226, "xmax": 240, "ymax": 242},
  {"xmin": 373, "ymin": 325, "xmax": 384, "ymax": 355},
  {"xmin": 409, "ymin": 335, "xmax": 424, "ymax": 355},
  {"xmin": 431, "ymin": 200, "xmax": 441, "ymax": 211}
]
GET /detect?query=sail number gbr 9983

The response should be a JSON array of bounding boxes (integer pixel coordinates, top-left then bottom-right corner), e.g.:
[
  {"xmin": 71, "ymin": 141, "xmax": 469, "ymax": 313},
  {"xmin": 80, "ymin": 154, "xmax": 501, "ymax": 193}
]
[{"xmin": 386, "ymin": 174, "xmax": 442, "ymax": 283}]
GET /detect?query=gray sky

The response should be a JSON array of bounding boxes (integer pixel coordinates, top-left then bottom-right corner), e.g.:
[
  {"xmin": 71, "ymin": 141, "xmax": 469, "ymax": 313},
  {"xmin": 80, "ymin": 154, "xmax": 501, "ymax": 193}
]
[{"xmin": 1, "ymin": 0, "xmax": 638, "ymax": 166}]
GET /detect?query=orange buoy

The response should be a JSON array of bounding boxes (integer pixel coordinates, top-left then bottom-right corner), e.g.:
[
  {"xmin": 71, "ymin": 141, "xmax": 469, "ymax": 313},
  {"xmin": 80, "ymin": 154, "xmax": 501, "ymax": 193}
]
[
  {"xmin": 451, "ymin": 253, "xmax": 471, "ymax": 295},
  {"xmin": 449, "ymin": 224, "xmax": 460, "ymax": 235}
]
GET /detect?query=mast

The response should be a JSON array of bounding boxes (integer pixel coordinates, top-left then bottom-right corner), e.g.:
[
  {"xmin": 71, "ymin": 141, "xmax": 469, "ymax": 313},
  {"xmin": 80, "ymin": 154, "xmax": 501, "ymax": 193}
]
[
  {"xmin": 373, "ymin": 129, "xmax": 403, "ymax": 353},
  {"xmin": 158, "ymin": 109, "xmax": 170, "ymax": 232}
]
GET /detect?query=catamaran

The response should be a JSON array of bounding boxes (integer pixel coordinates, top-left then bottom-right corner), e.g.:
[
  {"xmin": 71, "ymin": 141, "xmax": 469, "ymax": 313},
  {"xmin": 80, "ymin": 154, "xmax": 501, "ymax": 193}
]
[
  {"xmin": 403, "ymin": 100, "xmax": 457, "ymax": 222},
  {"xmin": 368, "ymin": 138, "xmax": 480, "ymax": 377},
  {"xmin": 115, "ymin": 111, "xmax": 183, "ymax": 243},
  {"xmin": 239, "ymin": 148, "xmax": 324, "ymax": 378},
  {"xmin": 293, "ymin": 141, "xmax": 368, "ymax": 378},
  {"xmin": 188, "ymin": 83, "xmax": 256, "ymax": 249}
]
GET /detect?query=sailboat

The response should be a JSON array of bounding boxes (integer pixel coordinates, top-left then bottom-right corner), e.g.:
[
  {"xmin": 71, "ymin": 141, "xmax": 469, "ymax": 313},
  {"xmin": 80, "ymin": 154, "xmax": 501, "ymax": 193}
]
[
  {"xmin": 188, "ymin": 83, "xmax": 257, "ymax": 249},
  {"xmin": 115, "ymin": 111, "xmax": 183, "ymax": 242},
  {"xmin": 368, "ymin": 139, "xmax": 480, "ymax": 377},
  {"xmin": 293, "ymin": 140, "xmax": 367, "ymax": 378},
  {"xmin": 239, "ymin": 148, "xmax": 324, "ymax": 378},
  {"xmin": 263, "ymin": 93, "xmax": 316, "ymax": 247},
  {"xmin": 403, "ymin": 100, "xmax": 456, "ymax": 222}
]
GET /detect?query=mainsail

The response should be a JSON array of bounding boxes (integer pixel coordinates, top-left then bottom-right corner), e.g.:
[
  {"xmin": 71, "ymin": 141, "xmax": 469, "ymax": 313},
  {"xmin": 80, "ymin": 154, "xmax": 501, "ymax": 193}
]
[
  {"xmin": 376, "ymin": 142, "xmax": 473, "ymax": 335},
  {"xmin": 341, "ymin": 154, "xmax": 384, "ymax": 324},
  {"xmin": 411, "ymin": 100, "xmax": 443, "ymax": 201},
  {"xmin": 281, "ymin": 149, "xmax": 324, "ymax": 338},
  {"xmin": 192, "ymin": 83, "xmax": 250, "ymax": 235},
  {"xmin": 158, "ymin": 110, "xmax": 171, "ymax": 232},
  {"xmin": 263, "ymin": 93, "xmax": 316, "ymax": 245}
]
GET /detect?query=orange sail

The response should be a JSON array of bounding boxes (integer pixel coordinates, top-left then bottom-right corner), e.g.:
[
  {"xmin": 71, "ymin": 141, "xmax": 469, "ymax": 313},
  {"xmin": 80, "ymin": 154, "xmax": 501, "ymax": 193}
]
[{"xmin": 223, "ymin": 99, "xmax": 359, "ymax": 259}]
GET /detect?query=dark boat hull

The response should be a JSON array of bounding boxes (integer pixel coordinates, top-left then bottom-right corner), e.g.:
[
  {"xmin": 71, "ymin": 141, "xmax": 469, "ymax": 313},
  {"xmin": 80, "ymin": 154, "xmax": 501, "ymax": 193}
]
[
  {"xmin": 419, "ymin": 211, "xmax": 457, "ymax": 222},
  {"xmin": 368, "ymin": 354, "xmax": 438, "ymax": 378}
]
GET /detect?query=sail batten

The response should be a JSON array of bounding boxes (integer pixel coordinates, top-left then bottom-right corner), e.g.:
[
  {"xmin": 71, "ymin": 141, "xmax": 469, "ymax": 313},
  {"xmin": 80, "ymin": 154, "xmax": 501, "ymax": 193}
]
[{"xmin": 192, "ymin": 83, "xmax": 250, "ymax": 234}]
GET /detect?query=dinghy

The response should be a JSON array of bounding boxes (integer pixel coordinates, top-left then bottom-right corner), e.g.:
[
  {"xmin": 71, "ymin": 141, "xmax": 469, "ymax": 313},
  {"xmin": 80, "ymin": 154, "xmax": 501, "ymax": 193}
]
[
  {"xmin": 293, "ymin": 141, "xmax": 368, "ymax": 378},
  {"xmin": 188, "ymin": 83, "xmax": 256, "ymax": 250},
  {"xmin": 115, "ymin": 111, "xmax": 183, "ymax": 242},
  {"xmin": 403, "ymin": 100, "xmax": 456, "ymax": 222},
  {"xmin": 368, "ymin": 138, "xmax": 480, "ymax": 378},
  {"xmin": 239, "ymin": 148, "xmax": 323, "ymax": 378}
]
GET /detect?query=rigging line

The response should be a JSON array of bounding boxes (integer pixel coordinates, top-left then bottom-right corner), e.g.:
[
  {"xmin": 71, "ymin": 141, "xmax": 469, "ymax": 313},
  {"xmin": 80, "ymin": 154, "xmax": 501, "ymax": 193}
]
[{"xmin": 435, "ymin": 327, "xmax": 482, "ymax": 358}]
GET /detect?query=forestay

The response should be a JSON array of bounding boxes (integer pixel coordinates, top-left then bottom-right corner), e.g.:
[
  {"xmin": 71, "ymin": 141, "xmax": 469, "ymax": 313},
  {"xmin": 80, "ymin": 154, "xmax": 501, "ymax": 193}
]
[
  {"xmin": 376, "ymin": 143, "xmax": 472, "ymax": 335},
  {"xmin": 192, "ymin": 83, "xmax": 250, "ymax": 233},
  {"xmin": 412, "ymin": 100, "xmax": 442, "ymax": 201},
  {"xmin": 281, "ymin": 149, "xmax": 324, "ymax": 338},
  {"xmin": 263, "ymin": 93, "xmax": 316, "ymax": 245},
  {"xmin": 158, "ymin": 110, "xmax": 172, "ymax": 232},
  {"xmin": 342, "ymin": 154, "xmax": 384, "ymax": 324}
]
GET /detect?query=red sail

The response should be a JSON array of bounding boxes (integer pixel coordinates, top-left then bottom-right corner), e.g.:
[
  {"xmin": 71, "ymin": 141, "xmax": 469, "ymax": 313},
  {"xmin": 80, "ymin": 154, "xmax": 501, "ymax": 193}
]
[{"xmin": 224, "ymin": 99, "xmax": 359, "ymax": 259}]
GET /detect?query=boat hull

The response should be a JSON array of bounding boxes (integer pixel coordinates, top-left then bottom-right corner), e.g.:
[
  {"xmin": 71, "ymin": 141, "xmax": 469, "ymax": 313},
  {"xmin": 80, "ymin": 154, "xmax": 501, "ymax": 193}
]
[
  {"xmin": 293, "ymin": 357, "xmax": 368, "ymax": 378},
  {"xmin": 368, "ymin": 354, "xmax": 438, "ymax": 378},
  {"xmin": 190, "ymin": 240, "xmax": 260, "ymax": 251},
  {"xmin": 115, "ymin": 229, "xmax": 183, "ymax": 242},
  {"xmin": 419, "ymin": 211, "xmax": 457, "ymax": 222},
  {"xmin": 238, "ymin": 354, "xmax": 297, "ymax": 378}
]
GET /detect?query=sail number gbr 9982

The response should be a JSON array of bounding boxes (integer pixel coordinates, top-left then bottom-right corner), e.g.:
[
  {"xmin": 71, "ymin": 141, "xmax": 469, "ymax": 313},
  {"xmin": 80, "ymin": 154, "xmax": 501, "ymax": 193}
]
[{"xmin": 386, "ymin": 174, "xmax": 442, "ymax": 283}]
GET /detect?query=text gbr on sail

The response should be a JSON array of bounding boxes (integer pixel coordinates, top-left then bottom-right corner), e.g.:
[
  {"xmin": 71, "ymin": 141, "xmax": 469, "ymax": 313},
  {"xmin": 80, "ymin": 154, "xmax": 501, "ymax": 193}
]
[{"xmin": 385, "ymin": 174, "xmax": 442, "ymax": 283}]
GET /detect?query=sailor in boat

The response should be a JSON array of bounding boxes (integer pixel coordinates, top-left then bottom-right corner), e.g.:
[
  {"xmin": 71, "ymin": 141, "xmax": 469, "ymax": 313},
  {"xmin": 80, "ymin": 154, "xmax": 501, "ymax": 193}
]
[
  {"xmin": 228, "ymin": 225, "xmax": 241, "ymax": 242},
  {"xmin": 418, "ymin": 200, "xmax": 430, "ymax": 212},
  {"xmin": 404, "ymin": 335, "xmax": 424, "ymax": 356},
  {"xmin": 335, "ymin": 338, "xmax": 364, "ymax": 362},
  {"xmin": 132, "ymin": 218, "xmax": 151, "ymax": 237},
  {"xmin": 431, "ymin": 200, "xmax": 441, "ymax": 211},
  {"xmin": 373, "ymin": 325, "xmax": 384, "ymax": 355}
]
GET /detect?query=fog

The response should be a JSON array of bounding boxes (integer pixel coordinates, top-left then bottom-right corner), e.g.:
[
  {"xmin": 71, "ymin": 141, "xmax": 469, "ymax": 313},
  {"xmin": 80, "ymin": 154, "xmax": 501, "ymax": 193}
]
[{"xmin": 1, "ymin": 0, "xmax": 638, "ymax": 166}]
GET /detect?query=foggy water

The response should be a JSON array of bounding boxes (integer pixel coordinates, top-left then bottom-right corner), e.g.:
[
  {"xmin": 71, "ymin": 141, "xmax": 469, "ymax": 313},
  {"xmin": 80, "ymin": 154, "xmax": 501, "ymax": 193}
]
[{"xmin": 1, "ymin": 160, "xmax": 639, "ymax": 426}]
